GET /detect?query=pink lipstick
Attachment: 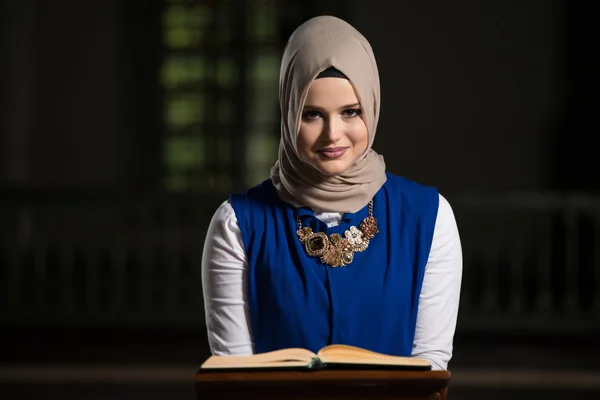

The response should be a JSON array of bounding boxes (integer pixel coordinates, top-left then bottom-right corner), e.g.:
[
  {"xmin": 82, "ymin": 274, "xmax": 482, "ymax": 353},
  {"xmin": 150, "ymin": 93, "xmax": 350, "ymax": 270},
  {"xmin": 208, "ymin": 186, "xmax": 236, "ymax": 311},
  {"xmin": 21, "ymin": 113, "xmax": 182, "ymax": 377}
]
[{"xmin": 318, "ymin": 147, "xmax": 348, "ymax": 159}]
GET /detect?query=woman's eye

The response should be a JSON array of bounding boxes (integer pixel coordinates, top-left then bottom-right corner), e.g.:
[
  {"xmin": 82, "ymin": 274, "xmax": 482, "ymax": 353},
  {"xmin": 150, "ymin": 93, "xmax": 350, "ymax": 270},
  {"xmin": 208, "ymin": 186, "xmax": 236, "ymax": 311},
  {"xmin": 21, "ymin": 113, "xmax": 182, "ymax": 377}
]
[
  {"xmin": 303, "ymin": 111, "xmax": 321, "ymax": 120},
  {"xmin": 343, "ymin": 108, "xmax": 362, "ymax": 118}
]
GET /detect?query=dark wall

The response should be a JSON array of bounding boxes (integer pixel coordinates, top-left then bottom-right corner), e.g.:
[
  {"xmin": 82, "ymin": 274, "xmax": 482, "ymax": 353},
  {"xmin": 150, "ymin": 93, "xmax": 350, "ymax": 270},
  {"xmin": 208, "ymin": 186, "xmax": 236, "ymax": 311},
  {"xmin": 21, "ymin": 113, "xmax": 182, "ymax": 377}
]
[
  {"xmin": 0, "ymin": 0, "xmax": 164, "ymax": 191},
  {"xmin": 548, "ymin": 1, "xmax": 596, "ymax": 191},
  {"xmin": 348, "ymin": 1, "xmax": 563, "ymax": 192},
  {"xmin": 2, "ymin": 1, "xmax": 122, "ymax": 188}
]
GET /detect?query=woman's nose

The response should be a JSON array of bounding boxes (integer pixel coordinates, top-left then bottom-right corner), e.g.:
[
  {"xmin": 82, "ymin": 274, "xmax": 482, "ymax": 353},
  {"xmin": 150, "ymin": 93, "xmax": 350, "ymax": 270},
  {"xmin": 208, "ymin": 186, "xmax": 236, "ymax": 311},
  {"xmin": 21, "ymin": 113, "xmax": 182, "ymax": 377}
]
[{"xmin": 322, "ymin": 116, "xmax": 343, "ymax": 141}]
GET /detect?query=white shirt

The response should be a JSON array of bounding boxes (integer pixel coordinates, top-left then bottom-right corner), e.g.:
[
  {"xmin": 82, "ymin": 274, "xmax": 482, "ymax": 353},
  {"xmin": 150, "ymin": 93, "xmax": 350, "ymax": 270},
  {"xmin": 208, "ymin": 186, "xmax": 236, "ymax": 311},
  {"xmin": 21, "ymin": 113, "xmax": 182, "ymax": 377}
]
[{"xmin": 201, "ymin": 193, "xmax": 462, "ymax": 370}]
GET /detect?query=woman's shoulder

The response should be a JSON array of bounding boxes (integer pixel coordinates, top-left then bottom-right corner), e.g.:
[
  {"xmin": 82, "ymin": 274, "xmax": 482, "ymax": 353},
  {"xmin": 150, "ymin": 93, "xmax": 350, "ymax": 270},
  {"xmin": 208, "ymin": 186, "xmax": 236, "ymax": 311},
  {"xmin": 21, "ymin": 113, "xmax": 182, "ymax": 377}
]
[
  {"xmin": 383, "ymin": 172, "xmax": 439, "ymax": 199},
  {"xmin": 380, "ymin": 172, "xmax": 441, "ymax": 220},
  {"xmin": 225, "ymin": 180, "xmax": 280, "ymax": 216},
  {"xmin": 384, "ymin": 172, "xmax": 436, "ymax": 190},
  {"xmin": 230, "ymin": 178, "xmax": 276, "ymax": 202},
  {"xmin": 382, "ymin": 173, "xmax": 459, "ymax": 228}
]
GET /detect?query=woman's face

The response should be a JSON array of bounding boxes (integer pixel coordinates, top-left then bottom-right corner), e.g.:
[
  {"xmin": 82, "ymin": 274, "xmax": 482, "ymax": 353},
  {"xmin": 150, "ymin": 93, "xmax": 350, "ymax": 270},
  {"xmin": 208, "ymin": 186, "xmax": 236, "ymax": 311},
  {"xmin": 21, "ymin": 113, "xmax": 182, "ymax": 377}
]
[{"xmin": 297, "ymin": 77, "xmax": 369, "ymax": 176}]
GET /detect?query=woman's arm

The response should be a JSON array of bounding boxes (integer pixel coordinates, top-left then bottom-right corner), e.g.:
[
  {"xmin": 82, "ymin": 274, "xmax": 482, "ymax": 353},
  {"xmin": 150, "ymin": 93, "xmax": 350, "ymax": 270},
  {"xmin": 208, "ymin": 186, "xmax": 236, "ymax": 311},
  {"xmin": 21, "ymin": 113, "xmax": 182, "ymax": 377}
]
[
  {"xmin": 411, "ymin": 194, "xmax": 463, "ymax": 370},
  {"xmin": 201, "ymin": 200, "xmax": 254, "ymax": 355}
]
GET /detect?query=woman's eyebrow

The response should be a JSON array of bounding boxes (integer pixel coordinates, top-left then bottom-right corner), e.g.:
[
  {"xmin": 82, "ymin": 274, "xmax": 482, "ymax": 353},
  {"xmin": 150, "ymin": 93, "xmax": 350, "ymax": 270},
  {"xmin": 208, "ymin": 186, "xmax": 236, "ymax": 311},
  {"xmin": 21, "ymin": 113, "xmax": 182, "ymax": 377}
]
[{"xmin": 303, "ymin": 102, "xmax": 361, "ymax": 111}]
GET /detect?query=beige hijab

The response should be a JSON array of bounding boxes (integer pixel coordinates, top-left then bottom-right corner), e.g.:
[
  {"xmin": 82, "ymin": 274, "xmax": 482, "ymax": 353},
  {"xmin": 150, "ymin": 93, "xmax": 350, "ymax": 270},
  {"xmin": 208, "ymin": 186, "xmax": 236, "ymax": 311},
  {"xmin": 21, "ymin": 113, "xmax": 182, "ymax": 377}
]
[{"xmin": 270, "ymin": 15, "xmax": 387, "ymax": 213}]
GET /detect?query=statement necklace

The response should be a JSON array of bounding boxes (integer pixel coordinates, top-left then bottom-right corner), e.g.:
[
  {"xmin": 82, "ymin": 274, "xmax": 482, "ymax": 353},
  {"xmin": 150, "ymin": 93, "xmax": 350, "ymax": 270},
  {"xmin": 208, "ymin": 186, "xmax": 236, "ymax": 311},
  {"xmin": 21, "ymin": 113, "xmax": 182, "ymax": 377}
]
[{"xmin": 296, "ymin": 200, "xmax": 379, "ymax": 268}]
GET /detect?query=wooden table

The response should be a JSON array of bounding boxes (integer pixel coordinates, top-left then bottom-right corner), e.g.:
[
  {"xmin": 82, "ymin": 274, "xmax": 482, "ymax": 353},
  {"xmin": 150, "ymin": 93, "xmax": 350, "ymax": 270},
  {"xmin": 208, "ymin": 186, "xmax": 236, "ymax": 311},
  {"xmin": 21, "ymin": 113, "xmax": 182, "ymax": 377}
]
[{"xmin": 195, "ymin": 369, "xmax": 451, "ymax": 400}]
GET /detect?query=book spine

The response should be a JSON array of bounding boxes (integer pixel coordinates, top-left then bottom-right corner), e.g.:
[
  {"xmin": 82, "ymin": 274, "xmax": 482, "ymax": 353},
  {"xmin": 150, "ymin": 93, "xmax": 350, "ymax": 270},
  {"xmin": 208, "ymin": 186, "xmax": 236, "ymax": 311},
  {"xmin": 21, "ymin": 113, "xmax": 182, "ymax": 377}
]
[{"xmin": 306, "ymin": 357, "xmax": 325, "ymax": 370}]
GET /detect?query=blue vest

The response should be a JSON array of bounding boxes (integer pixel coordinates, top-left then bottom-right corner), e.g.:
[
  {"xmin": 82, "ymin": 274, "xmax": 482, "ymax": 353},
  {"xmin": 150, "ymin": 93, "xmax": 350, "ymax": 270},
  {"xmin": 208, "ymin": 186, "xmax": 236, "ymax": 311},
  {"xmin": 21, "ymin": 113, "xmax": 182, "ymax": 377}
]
[{"xmin": 229, "ymin": 172, "xmax": 439, "ymax": 356}]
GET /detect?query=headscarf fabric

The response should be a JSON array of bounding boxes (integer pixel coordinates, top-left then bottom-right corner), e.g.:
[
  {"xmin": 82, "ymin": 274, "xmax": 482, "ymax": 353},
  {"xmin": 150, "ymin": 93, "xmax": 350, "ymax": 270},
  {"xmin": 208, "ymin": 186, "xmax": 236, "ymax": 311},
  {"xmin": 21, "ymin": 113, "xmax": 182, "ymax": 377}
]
[{"xmin": 270, "ymin": 15, "xmax": 386, "ymax": 213}]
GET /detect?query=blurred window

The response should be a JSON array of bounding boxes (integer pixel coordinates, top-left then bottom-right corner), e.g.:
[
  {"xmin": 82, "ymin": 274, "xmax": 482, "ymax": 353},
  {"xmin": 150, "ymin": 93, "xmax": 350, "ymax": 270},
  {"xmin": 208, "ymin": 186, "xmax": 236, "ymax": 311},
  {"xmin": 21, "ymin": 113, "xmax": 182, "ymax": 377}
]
[{"xmin": 161, "ymin": 0, "xmax": 281, "ymax": 194}]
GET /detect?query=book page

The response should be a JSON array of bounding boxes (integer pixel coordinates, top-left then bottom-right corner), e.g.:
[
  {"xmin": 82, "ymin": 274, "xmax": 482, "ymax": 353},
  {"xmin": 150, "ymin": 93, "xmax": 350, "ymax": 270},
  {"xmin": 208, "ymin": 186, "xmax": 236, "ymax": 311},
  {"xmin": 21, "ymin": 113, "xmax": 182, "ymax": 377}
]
[
  {"xmin": 317, "ymin": 345, "xmax": 430, "ymax": 367},
  {"xmin": 201, "ymin": 348, "xmax": 317, "ymax": 369}
]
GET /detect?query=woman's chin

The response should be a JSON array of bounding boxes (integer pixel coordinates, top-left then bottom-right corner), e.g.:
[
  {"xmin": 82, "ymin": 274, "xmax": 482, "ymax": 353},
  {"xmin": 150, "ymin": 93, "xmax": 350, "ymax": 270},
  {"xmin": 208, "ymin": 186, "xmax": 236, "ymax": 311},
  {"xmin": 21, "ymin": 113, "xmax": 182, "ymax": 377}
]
[{"xmin": 312, "ymin": 161, "xmax": 352, "ymax": 177}]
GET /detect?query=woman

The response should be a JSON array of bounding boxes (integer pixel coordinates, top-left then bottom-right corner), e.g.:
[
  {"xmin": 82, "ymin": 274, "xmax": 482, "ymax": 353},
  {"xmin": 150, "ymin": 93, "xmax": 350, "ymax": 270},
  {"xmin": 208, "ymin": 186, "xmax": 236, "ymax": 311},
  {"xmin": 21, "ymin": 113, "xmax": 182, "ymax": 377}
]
[{"xmin": 201, "ymin": 15, "xmax": 462, "ymax": 371}]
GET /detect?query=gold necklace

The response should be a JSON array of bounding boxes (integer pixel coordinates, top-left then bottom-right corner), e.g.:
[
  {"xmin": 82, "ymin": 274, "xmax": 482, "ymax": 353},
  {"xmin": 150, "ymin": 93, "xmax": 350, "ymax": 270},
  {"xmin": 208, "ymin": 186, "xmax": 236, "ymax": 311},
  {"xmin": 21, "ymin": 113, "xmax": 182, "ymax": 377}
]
[{"xmin": 296, "ymin": 200, "xmax": 379, "ymax": 268}]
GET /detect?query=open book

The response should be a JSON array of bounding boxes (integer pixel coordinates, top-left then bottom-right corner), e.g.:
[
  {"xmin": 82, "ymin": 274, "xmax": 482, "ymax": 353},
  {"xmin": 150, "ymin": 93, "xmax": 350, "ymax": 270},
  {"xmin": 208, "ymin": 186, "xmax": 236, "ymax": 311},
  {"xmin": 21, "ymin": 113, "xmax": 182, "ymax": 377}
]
[{"xmin": 199, "ymin": 344, "xmax": 431, "ymax": 371}]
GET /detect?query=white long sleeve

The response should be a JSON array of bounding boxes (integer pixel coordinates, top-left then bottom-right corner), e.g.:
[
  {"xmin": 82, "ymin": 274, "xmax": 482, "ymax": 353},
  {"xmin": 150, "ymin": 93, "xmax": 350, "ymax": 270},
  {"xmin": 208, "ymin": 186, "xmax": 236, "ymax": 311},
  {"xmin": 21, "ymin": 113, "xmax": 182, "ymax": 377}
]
[
  {"xmin": 201, "ymin": 194, "xmax": 462, "ymax": 369},
  {"xmin": 201, "ymin": 203, "xmax": 254, "ymax": 355},
  {"xmin": 410, "ymin": 195, "xmax": 462, "ymax": 370}
]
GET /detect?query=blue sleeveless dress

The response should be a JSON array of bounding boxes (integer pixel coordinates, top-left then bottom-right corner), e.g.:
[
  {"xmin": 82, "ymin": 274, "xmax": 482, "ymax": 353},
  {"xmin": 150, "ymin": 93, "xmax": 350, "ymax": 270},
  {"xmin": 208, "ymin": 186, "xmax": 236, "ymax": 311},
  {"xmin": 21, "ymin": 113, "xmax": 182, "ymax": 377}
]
[{"xmin": 229, "ymin": 172, "xmax": 439, "ymax": 356}]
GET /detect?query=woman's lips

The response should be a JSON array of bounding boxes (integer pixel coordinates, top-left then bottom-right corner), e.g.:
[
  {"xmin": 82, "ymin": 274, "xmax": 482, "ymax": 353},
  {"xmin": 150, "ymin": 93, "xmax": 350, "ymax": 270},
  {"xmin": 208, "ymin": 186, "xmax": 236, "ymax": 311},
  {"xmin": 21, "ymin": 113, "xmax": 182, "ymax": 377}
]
[{"xmin": 317, "ymin": 147, "xmax": 349, "ymax": 159}]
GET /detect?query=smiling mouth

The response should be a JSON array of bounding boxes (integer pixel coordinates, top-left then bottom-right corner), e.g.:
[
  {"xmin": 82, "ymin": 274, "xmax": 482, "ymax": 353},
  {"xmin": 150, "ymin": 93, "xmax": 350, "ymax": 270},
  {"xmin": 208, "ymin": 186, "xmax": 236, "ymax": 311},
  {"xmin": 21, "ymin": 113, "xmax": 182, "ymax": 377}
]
[{"xmin": 318, "ymin": 147, "xmax": 349, "ymax": 159}]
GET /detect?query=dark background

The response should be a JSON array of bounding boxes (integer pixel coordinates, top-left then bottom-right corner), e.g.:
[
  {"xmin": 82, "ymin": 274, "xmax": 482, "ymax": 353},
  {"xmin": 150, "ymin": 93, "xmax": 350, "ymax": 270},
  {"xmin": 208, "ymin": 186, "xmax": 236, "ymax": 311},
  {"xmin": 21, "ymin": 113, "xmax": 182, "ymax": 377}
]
[{"xmin": 1, "ymin": 0, "xmax": 598, "ymax": 399}]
